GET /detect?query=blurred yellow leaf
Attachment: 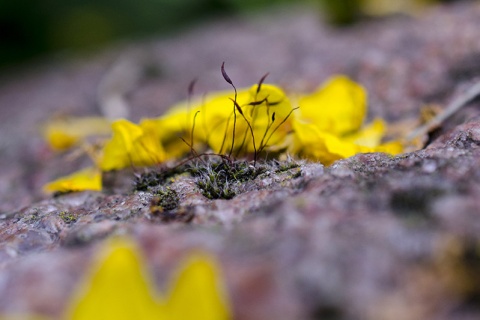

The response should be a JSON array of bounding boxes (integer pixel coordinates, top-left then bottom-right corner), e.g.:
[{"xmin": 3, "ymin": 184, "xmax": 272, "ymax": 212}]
[
  {"xmin": 40, "ymin": 74, "xmax": 411, "ymax": 190},
  {"xmin": 42, "ymin": 167, "xmax": 102, "ymax": 193},
  {"xmin": 66, "ymin": 238, "xmax": 231, "ymax": 320},
  {"xmin": 69, "ymin": 239, "xmax": 162, "ymax": 320},
  {"xmin": 157, "ymin": 83, "xmax": 294, "ymax": 157},
  {"xmin": 291, "ymin": 76, "xmax": 403, "ymax": 164},
  {"xmin": 165, "ymin": 254, "xmax": 231, "ymax": 320},
  {"xmin": 298, "ymin": 75, "xmax": 366, "ymax": 136},
  {"xmin": 344, "ymin": 118, "xmax": 386, "ymax": 147},
  {"xmin": 100, "ymin": 119, "xmax": 166, "ymax": 171},
  {"xmin": 42, "ymin": 116, "xmax": 111, "ymax": 151}
]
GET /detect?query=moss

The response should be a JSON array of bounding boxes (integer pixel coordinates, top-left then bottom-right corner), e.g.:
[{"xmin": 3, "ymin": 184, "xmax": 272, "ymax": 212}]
[
  {"xmin": 150, "ymin": 187, "xmax": 180, "ymax": 212},
  {"xmin": 188, "ymin": 159, "xmax": 303, "ymax": 200},
  {"xmin": 134, "ymin": 171, "xmax": 168, "ymax": 191},
  {"xmin": 274, "ymin": 159, "xmax": 300, "ymax": 173},
  {"xmin": 133, "ymin": 166, "xmax": 186, "ymax": 192},
  {"xmin": 149, "ymin": 187, "xmax": 193, "ymax": 222},
  {"xmin": 24, "ymin": 210, "xmax": 40, "ymax": 223},
  {"xmin": 189, "ymin": 160, "xmax": 265, "ymax": 200},
  {"xmin": 59, "ymin": 211, "xmax": 78, "ymax": 224},
  {"xmin": 290, "ymin": 168, "xmax": 302, "ymax": 179}
]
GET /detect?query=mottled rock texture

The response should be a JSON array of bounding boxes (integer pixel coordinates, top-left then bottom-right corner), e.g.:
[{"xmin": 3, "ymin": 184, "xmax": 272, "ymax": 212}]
[{"xmin": 1, "ymin": 2, "xmax": 480, "ymax": 319}]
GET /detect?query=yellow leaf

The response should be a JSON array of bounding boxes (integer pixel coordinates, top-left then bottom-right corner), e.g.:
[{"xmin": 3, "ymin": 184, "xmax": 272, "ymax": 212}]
[
  {"xmin": 100, "ymin": 119, "xmax": 166, "ymax": 171},
  {"xmin": 344, "ymin": 118, "xmax": 386, "ymax": 147},
  {"xmin": 290, "ymin": 75, "xmax": 406, "ymax": 165},
  {"xmin": 187, "ymin": 89, "xmax": 250, "ymax": 154},
  {"xmin": 42, "ymin": 167, "xmax": 102, "ymax": 193},
  {"xmin": 131, "ymin": 120, "xmax": 167, "ymax": 167},
  {"xmin": 165, "ymin": 253, "xmax": 231, "ymax": 320},
  {"xmin": 100, "ymin": 119, "xmax": 142, "ymax": 171},
  {"xmin": 139, "ymin": 115, "xmax": 192, "ymax": 161},
  {"xmin": 68, "ymin": 238, "xmax": 163, "ymax": 320},
  {"xmin": 63, "ymin": 238, "xmax": 232, "ymax": 320},
  {"xmin": 42, "ymin": 116, "xmax": 111, "ymax": 151},
  {"xmin": 182, "ymin": 84, "xmax": 293, "ymax": 155},
  {"xmin": 244, "ymin": 84, "xmax": 293, "ymax": 152},
  {"xmin": 291, "ymin": 119, "xmax": 356, "ymax": 165},
  {"xmin": 298, "ymin": 75, "xmax": 367, "ymax": 136},
  {"xmin": 291, "ymin": 118, "xmax": 403, "ymax": 165},
  {"xmin": 375, "ymin": 140, "xmax": 404, "ymax": 155}
]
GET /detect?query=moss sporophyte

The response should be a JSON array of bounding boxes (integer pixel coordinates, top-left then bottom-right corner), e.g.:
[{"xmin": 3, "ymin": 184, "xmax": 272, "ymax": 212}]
[{"xmin": 42, "ymin": 65, "xmax": 405, "ymax": 194}]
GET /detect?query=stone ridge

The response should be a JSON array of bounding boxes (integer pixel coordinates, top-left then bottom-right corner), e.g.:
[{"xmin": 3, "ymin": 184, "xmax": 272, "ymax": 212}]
[{"xmin": 1, "ymin": 2, "xmax": 480, "ymax": 319}]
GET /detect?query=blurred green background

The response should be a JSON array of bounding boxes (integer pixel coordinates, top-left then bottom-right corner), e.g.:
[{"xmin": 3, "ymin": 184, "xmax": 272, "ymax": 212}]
[
  {"xmin": 0, "ymin": 0, "xmax": 308, "ymax": 69},
  {"xmin": 0, "ymin": 0, "xmax": 463, "ymax": 69}
]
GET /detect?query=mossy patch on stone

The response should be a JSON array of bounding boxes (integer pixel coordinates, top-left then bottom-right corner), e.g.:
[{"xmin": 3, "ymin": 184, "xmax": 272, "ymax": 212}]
[
  {"xmin": 188, "ymin": 159, "xmax": 300, "ymax": 200},
  {"xmin": 150, "ymin": 187, "xmax": 180, "ymax": 212},
  {"xmin": 23, "ymin": 210, "xmax": 40, "ymax": 223},
  {"xmin": 133, "ymin": 166, "xmax": 186, "ymax": 192},
  {"xmin": 59, "ymin": 211, "xmax": 78, "ymax": 224},
  {"xmin": 149, "ymin": 187, "xmax": 194, "ymax": 222},
  {"xmin": 188, "ymin": 160, "xmax": 265, "ymax": 200}
]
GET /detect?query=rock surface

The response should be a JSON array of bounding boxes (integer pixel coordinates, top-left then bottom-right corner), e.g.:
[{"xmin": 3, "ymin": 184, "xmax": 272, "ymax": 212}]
[{"xmin": 1, "ymin": 2, "xmax": 480, "ymax": 319}]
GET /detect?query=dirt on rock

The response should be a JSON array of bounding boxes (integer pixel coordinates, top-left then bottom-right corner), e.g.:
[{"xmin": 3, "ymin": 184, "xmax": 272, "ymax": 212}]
[{"xmin": 1, "ymin": 2, "xmax": 480, "ymax": 319}]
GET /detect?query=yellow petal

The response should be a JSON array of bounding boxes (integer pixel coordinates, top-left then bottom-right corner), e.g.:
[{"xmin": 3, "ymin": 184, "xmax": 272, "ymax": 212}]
[
  {"xmin": 298, "ymin": 75, "xmax": 367, "ymax": 135},
  {"xmin": 66, "ymin": 239, "xmax": 232, "ymax": 320},
  {"xmin": 344, "ymin": 119, "xmax": 404, "ymax": 155},
  {"xmin": 45, "ymin": 130, "xmax": 80, "ymax": 151},
  {"xmin": 195, "ymin": 90, "xmax": 250, "ymax": 154},
  {"xmin": 245, "ymin": 84, "xmax": 293, "ymax": 152},
  {"xmin": 291, "ymin": 119, "xmax": 402, "ymax": 165},
  {"xmin": 68, "ymin": 238, "xmax": 164, "ymax": 320},
  {"xmin": 291, "ymin": 119, "xmax": 324, "ymax": 156},
  {"xmin": 320, "ymin": 131, "xmax": 373, "ymax": 162},
  {"xmin": 375, "ymin": 140, "xmax": 404, "ymax": 155},
  {"xmin": 130, "ymin": 120, "xmax": 166, "ymax": 166},
  {"xmin": 100, "ymin": 119, "xmax": 165, "ymax": 171},
  {"xmin": 42, "ymin": 167, "xmax": 102, "ymax": 193},
  {"xmin": 344, "ymin": 118, "xmax": 386, "ymax": 147},
  {"xmin": 43, "ymin": 116, "xmax": 111, "ymax": 151},
  {"xmin": 100, "ymin": 119, "xmax": 143, "ymax": 171},
  {"xmin": 165, "ymin": 253, "xmax": 231, "ymax": 320},
  {"xmin": 139, "ymin": 116, "xmax": 191, "ymax": 161},
  {"xmin": 197, "ymin": 84, "xmax": 293, "ymax": 154}
]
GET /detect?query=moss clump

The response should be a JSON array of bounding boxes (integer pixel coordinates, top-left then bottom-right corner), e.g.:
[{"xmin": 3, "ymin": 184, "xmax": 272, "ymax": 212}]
[
  {"xmin": 133, "ymin": 166, "xmax": 186, "ymax": 192},
  {"xmin": 134, "ymin": 171, "xmax": 168, "ymax": 191},
  {"xmin": 59, "ymin": 211, "xmax": 78, "ymax": 224},
  {"xmin": 24, "ymin": 210, "xmax": 40, "ymax": 223},
  {"xmin": 189, "ymin": 160, "xmax": 266, "ymax": 200},
  {"xmin": 150, "ymin": 187, "xmax": 180, "ymax": 212},
  {"xmin": 149, "ymin": 187, "xmax": 192, "ymax": 222},
  {"xmin": 273, "ymin": 159, "xmax": 300, "ymax": 173}
]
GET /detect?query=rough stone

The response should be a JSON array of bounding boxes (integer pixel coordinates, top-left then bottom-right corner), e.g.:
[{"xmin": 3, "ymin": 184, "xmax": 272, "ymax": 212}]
[{"xmin": 1, "ymin": 2, "xmax": 480, "ymax": 319}]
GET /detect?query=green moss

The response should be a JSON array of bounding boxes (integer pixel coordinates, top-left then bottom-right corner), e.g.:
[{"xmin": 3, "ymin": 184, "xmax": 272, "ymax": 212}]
[
  {"xmin": 151, "ymin": 187, "xmax": 180, "ymax": 212},
  {"xmin": 189, "ymin": 160, "xmax": 266, "ymax": 200},
  {"xmin": 24, "ymin": 210, "xmax": 40, "ymax": 223},
  {"xmin": 59, "ymin": 211, "xmax": 78, "ymax": 224},
  {"xmin": 274, "ymin": 159, "xmax": 300, "ymax": 173},
  {"xmin": 133, "ymin": 166, "xmax": 187, "ymax": 192},
  {"xmin": 188, "ymin": 159, "xmax": 303, "ymax": 200},
  {"xmin": 290, "ymin": 168, "xmax": 302, "ymax": 179}
]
